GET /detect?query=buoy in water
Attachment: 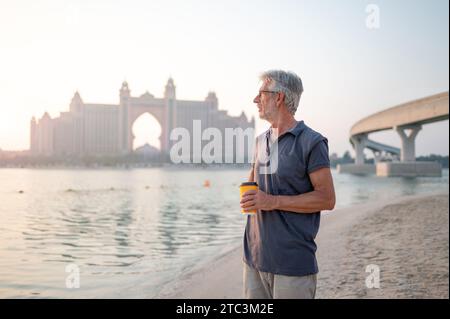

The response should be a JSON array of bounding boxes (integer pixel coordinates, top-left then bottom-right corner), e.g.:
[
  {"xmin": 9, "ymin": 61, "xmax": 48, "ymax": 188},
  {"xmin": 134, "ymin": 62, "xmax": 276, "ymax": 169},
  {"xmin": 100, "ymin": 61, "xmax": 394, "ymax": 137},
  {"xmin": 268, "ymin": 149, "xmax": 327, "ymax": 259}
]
[{"xmin": 203, "ymin": 180, "xmax": 210, "ymax": 187}]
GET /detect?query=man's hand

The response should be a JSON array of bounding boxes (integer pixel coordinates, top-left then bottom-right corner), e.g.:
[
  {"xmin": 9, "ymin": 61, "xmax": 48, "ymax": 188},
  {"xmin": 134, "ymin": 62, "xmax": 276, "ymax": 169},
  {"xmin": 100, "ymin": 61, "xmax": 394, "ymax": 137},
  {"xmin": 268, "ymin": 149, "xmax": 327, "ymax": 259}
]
[{"xmin": 240, "ymin": 190, "xmax": 277, "ymax": 213}]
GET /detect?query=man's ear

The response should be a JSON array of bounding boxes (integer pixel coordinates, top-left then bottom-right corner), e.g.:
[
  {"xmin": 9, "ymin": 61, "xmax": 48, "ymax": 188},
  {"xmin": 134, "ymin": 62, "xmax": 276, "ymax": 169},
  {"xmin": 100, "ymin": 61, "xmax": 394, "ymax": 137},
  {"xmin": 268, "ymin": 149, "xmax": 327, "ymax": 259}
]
[{"xmin": 276, "ymin": 91, "xmax": 285, "ymax": 107}]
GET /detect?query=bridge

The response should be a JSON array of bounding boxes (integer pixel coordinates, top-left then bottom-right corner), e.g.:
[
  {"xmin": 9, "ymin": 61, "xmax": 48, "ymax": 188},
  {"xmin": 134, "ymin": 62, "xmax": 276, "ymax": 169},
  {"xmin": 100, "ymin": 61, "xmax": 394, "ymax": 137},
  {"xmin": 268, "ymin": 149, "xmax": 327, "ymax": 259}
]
[{"xmin": 340, "ymin": 91, "xmax": 449, "ymax": 176}]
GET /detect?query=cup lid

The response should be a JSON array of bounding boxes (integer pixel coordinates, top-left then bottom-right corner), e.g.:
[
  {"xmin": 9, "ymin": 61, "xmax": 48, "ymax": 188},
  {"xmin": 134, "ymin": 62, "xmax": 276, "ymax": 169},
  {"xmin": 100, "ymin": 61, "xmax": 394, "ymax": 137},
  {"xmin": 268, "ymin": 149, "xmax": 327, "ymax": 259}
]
[{"xmin": 240, "ymin": 182, "xmax": 258, "ymax": 187}]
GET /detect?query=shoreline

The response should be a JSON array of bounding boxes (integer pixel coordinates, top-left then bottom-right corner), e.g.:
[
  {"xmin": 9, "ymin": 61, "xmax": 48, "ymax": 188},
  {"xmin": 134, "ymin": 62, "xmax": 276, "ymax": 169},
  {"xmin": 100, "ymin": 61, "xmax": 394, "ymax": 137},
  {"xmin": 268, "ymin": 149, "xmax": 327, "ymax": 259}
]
[{"xmin": 156, "ymin": 191, "xmax": 449, "ymax": 299}]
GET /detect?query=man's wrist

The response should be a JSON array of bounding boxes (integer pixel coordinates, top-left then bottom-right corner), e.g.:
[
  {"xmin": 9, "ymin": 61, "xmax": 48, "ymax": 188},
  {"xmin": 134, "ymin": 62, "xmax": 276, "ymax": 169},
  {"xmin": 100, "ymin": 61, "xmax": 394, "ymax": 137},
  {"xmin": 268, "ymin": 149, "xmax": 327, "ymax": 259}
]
[{"xmin": 270, "ymin": 195, "xmax": 280, "ymax": 210}]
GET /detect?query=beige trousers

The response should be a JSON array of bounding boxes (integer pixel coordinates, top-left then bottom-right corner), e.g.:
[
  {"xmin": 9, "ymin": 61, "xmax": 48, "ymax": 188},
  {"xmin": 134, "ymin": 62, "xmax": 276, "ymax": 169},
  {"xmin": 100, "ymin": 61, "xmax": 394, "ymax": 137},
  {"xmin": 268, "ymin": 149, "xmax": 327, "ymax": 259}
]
[{"xmin": 243, "ymin": 262, "xmax": 317, "ymax": 299}]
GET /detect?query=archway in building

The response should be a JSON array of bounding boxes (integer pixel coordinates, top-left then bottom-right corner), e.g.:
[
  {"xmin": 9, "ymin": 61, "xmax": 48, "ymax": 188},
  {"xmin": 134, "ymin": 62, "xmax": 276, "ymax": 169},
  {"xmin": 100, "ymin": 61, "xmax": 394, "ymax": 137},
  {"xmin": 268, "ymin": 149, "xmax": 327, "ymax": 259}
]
[{"xmin": 132, "ymin": 113, "xmax": 162, "ymax": 154}]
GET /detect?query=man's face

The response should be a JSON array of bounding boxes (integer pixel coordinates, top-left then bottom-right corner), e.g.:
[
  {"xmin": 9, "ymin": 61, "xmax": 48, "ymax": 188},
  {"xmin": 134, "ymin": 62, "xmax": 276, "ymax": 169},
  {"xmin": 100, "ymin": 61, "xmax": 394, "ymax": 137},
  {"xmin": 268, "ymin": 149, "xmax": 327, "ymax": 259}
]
[{"xmin": 253, "ymin": 80, "xmax": 279, "ymax": 121}]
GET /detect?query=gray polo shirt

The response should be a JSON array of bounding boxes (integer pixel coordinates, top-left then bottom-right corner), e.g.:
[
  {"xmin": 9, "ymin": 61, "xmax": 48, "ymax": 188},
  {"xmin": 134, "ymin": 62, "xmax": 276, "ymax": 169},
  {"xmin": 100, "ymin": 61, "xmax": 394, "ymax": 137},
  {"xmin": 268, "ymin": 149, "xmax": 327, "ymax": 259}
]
[{"xmin": 243, "ymin": 120, "xmax": 330, "ymax": 276}]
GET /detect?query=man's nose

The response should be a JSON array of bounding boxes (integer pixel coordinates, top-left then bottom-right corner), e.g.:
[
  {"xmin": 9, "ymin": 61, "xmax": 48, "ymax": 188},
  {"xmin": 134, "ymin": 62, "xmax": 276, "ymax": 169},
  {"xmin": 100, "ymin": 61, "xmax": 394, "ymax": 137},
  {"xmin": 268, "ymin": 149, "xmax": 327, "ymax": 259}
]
[{"xmin": 253, "ymin": 95, "xmax": 259, "ymax": 104}]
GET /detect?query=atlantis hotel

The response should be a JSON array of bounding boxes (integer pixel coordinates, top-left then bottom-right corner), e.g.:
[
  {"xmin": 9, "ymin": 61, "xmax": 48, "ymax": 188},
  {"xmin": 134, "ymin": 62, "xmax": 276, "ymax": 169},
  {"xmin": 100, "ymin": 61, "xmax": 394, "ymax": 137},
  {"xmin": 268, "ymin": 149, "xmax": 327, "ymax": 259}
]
[{"xmin": 30, "ymin": 79, "xmax": 255, "ymax": 158}]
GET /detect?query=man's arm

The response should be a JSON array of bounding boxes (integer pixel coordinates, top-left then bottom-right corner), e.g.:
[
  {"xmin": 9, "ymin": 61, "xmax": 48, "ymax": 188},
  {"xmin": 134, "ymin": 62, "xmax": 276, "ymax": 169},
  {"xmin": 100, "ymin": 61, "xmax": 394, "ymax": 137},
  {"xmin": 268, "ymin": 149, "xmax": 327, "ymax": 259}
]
[
  {"xmin": 248, "ymin": 166, "xmax": 255, "ymax": 182},
  {"xmin": 240, "ymin": 167, "xmax": 336, "ymax": 213},
  {"xmin": 274, "ymin": 167, "xmax": 336, "ymax": 212}
]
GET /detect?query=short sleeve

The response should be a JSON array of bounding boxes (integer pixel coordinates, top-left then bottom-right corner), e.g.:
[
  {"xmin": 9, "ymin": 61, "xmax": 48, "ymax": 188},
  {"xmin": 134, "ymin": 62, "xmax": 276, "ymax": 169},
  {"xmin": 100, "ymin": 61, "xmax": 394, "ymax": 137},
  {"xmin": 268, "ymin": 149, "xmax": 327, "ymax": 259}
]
[{"xmin": 307, "ymin": 139, "xmax": 330, "ymax": 174}]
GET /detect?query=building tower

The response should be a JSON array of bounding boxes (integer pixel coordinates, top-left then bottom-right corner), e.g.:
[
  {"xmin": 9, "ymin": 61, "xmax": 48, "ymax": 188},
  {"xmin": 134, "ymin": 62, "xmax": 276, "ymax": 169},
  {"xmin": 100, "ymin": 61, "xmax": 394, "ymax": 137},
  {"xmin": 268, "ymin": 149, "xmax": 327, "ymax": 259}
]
[
  {"xmin": 70, "ymin": 91, "xmax": 84, "ymax": 113},
  {"xmin": 163, "ymin": 78, "xmax": 177, "ymax": 153},
  {"xmin": 30, "ymin": 116, "xmax": 37, "ymax": 154},
  {"xmin": 119, "ymin": 81, "xmax": 131, "ymax": 154}
]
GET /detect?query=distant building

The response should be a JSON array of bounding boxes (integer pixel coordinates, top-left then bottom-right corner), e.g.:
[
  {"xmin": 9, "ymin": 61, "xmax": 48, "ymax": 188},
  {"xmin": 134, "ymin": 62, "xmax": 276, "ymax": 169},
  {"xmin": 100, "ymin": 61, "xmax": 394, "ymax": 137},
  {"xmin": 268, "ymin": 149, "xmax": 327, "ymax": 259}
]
[
  {"xmin": 30, "ymin": 79, "xmax": 255, "ymax": 160},
  {"xmin": 330, "ymin": 153, "xmax": 339, "ymax": 162},
  {"xmin": 135, "ymin": 143, "xmax": 160, "ymax": 158}
]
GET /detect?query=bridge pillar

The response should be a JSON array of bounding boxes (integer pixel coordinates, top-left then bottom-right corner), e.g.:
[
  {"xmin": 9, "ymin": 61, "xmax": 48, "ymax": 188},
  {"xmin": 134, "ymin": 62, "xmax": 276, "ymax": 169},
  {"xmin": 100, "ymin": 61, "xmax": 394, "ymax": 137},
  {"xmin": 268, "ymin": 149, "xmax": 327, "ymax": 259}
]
[
  {"xmin": 351, "ymin": 134, "xmax": 368, "ymax": 165},
  {"xmin": 395, "ymin": 125, "xmax": 422, "ymax": 162},
  {"xmin": 371, "ymin": 150, "xmax": 383, "ymax": 164}
]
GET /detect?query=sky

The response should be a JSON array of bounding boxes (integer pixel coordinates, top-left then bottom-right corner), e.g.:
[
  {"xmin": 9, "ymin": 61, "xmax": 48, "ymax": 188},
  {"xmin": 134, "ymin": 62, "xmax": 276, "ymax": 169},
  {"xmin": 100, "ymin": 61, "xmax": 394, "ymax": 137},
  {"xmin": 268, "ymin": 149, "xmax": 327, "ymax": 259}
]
[{"xmin": 0, "ymin": 0, "xmax": 448, "ymax": 156}]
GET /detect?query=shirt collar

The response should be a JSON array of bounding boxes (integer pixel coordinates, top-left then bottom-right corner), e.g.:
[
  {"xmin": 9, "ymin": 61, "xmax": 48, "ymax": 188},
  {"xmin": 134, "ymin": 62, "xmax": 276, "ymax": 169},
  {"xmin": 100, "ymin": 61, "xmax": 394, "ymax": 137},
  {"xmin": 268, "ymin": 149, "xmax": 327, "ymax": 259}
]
[
  {"xmin": 286, "ymin": 120, "xmax": 306, "ymax": 136},
  {"xmin": 265, "ymin": 120, "xmax": 305, "ymax": 141}
]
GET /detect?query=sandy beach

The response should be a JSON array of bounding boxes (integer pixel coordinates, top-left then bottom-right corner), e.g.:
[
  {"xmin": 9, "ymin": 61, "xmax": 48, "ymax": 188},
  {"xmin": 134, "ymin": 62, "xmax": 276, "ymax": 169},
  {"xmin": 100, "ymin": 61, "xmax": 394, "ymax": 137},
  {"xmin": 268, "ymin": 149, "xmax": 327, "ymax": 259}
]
[{"xmin": 157, "ymin": 192, "xmax": 449, "ymax": 299}]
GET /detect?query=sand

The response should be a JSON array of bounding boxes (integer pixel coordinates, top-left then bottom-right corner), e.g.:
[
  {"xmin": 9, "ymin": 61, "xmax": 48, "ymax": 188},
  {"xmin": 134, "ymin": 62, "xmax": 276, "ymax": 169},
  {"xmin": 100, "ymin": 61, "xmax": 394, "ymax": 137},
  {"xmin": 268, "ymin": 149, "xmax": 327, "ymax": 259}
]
[{"xmin": 156, "ymin": 192, "xmax": 449, "ymax": 299}]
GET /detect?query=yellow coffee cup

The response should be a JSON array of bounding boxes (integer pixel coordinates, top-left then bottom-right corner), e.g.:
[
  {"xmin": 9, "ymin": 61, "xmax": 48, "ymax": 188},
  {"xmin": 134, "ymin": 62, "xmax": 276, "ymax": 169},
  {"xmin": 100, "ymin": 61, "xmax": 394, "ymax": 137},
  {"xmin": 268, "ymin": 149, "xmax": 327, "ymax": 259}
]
[{"xmin": 239, "ymin": 182, "xmax": 258, "ymax": 214}]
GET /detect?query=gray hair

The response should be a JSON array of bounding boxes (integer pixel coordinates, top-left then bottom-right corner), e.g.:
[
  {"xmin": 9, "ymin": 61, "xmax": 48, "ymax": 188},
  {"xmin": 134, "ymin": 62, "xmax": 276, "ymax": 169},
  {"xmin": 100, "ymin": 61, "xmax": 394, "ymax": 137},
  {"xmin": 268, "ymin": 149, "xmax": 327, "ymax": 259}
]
[{"xmin": 260, "ymin": 70, "xmax": 303, "ymax": 115}]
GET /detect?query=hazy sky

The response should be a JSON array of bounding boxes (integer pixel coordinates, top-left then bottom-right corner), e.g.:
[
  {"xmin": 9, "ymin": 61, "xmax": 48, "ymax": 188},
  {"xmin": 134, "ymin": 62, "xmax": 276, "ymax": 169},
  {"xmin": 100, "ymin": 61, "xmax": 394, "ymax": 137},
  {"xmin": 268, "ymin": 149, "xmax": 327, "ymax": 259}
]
[{"xmin": 0, "ymin": 0, "xmax": 448, "ymax": 156}]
